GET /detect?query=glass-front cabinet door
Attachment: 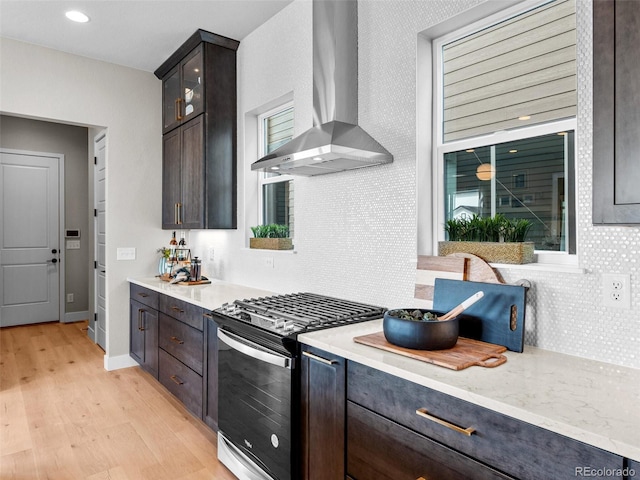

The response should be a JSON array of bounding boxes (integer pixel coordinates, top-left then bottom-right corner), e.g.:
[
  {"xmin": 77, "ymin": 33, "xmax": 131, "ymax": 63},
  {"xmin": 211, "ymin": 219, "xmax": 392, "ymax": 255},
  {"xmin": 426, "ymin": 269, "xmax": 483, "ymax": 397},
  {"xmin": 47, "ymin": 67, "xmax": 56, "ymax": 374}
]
[
  {"xmin": 163, "ymin": 66, "xmax": 181, "ymax": 132},
  {"xmin": 181, "ymin": 46, "xmax": 204, "ymax": 123},
  {"xmin": 162, "ymin": 45, "xmax": 204, "ymax": 133}
]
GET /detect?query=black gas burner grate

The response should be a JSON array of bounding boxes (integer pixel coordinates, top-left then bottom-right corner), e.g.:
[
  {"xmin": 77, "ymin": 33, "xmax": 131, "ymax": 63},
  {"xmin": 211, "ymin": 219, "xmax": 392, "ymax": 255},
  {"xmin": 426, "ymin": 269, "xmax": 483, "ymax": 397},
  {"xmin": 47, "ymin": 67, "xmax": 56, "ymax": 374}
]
[{"xmin": 233, "ymin": 292, "xmax": 385, "ymax": 327}]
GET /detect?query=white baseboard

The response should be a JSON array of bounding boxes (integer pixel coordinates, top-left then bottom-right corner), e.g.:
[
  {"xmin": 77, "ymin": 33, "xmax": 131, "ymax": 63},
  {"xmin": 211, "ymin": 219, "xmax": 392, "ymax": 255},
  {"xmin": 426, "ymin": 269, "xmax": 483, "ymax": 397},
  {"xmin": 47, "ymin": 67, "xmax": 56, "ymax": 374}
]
[
  {"xmin": 63, "ymin": 310, "xmax": 89, "ymax": 323},
  {"xmin": 104, "ymin": 353, "xmax": 139, "ymax": 371}
]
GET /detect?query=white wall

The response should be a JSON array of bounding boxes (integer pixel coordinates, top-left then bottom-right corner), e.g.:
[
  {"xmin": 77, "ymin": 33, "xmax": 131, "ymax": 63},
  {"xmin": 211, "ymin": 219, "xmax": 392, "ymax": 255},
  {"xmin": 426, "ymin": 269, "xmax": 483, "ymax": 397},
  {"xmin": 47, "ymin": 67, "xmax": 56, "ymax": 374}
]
[
  {"xmin": 0, "ymin": 37, "xmax": 165, "ymax": 366},
  {"xmin": 189, "ymin": 0, "xmax": 640, "ymax": 369}
]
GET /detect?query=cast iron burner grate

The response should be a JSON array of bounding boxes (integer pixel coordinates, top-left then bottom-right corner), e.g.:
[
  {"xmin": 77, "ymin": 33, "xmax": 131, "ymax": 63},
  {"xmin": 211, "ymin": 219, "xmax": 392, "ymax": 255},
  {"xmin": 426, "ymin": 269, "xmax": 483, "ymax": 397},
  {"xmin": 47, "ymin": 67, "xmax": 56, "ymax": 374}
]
[{"xmin": 232, "ymin": 292, "xmax": 385, "ymax": 328}]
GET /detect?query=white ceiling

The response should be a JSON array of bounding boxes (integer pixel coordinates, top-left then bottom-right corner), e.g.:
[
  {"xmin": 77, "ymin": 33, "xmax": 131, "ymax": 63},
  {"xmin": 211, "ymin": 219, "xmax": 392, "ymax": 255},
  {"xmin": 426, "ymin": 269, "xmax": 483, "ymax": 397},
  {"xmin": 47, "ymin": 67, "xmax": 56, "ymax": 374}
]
[{"xmin": 0, "ymin": 0, "xmax": 294, "ymax": 73}]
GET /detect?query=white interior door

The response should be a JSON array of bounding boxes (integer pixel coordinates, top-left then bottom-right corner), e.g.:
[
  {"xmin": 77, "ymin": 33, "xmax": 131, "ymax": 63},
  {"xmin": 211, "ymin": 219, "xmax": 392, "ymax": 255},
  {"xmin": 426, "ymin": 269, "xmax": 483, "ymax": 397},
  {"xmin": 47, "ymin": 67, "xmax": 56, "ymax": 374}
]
[
  {"xmin": 0, "ymin": 150, "xmax": 61, "ymax": 327},
  {"xmin": 94, "ymin": 134, "xmax": 107, "ymax": 350}
]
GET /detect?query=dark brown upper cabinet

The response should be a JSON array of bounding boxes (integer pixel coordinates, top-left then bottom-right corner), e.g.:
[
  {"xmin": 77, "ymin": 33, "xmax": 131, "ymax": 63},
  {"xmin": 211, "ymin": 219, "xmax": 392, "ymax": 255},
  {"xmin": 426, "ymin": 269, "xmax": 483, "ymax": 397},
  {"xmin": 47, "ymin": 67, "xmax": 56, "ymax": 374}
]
[
  {"xmin": 593, "ymin": 0, "xmax": 640, "ymax": 225},
  {"xmin": 155, "ymin": 30, "xmax": 239, "ymax": 230}
]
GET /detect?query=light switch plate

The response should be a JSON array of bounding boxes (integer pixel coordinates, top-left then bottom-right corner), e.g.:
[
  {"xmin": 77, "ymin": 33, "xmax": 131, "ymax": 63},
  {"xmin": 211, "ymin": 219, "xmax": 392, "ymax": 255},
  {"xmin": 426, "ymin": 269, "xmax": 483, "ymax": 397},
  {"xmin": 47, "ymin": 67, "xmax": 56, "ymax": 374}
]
[
  {"xmin": 117, "ymin": 247, "xmax": 136, "ymax": 260},
  {"xmin": 66, "ymin": 239, "xmax": 81, "ymax": 250}
]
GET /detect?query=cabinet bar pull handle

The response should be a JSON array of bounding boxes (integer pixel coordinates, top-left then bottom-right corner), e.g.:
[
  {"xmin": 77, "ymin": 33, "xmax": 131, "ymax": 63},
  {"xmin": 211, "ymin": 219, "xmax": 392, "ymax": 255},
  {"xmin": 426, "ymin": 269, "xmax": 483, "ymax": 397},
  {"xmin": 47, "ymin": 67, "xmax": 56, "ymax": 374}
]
[
  {"xmin": 170, "ymin": 336, "xmax": 184, "ymax": 345},
  {"xmin": 203, "ymin": 313, "xmax": 213, "ymax": 319},
  {"xmin": 175, "ymin": 98, "xmax": 183, "ymax": 121},
  {"xmin": 416, "ymin": 408, "xmax": 475, "ymax": 436},
  {"xmin": 138, "ymin": 310, "xmax": 145, "ymax": 331},
  {"xmin": 137, "ymin": 292, "xmax": 148, "ymax": 298},
  {"xmin": 170, "ymin": 306, "xmax": 185, "ymax": 314},
  {"xmin": 302, "ymin": 351, "xmax": 338, "ymax": 365},
  {"xmin": 170, "ymin": 375, "xmax": 184, "ymax": 385},
  {"xmin": 177, "ymin": 203, "xmax": 182, "ymax": 225}
]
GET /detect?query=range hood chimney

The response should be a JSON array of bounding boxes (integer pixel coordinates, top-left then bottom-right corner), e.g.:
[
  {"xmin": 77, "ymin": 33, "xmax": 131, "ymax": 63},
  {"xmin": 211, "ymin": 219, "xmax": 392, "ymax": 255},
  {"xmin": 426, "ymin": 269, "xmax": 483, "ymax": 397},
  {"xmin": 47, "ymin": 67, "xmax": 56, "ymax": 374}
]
[{"xmin": 251, "ymin": 0, "xmax": 393, "ymax": 176}]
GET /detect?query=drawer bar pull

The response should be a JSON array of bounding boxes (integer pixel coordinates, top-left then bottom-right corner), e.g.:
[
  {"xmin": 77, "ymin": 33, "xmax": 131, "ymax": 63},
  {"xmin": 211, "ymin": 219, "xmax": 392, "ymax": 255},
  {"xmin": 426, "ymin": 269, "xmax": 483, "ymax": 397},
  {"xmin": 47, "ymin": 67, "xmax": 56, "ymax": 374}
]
[
  {"xmin": 137, "ymin": 292, "xmax": 149, "ymax": 298},
  {"xmin": 170, "ymin": 306, "xmax": 185, "ymax": 314},
  {"xmin": 203, "ymin": 313, "xmax": 213, "ymax": 319},
  {"xmin": 302, "ymin": 351, "xmax": 338, "ymax": 365},
  {"xmin": 416, "ymin": 408, "xmax": 476, "ymax": 436},
  {"xmin": 170, "ymin": 375, "xmax": 184, "ymax": 385},
  {"xmin": 170, "ymin": 336, "xmax": 184, "ymax": 345}
]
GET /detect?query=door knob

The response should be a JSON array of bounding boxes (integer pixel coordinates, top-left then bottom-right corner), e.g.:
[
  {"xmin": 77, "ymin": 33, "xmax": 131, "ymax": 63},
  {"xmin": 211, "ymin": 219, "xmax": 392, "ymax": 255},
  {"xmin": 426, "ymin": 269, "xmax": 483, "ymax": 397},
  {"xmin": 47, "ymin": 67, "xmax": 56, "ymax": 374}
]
[
  {"xmin": 52, "ymin": 249, "xmax": 58, "ymax": 254},
  {"xmin": 51, "ymin": 258, "xmax": 58, "ymax": 264}
]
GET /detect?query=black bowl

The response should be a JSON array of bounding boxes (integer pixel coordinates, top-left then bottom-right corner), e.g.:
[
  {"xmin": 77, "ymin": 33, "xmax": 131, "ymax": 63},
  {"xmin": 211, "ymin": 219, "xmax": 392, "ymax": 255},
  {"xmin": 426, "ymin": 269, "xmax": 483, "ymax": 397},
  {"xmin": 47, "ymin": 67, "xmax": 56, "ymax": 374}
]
[{"xmin": 383, "ymin": 309, "xmax": 459, "ymax": 350}]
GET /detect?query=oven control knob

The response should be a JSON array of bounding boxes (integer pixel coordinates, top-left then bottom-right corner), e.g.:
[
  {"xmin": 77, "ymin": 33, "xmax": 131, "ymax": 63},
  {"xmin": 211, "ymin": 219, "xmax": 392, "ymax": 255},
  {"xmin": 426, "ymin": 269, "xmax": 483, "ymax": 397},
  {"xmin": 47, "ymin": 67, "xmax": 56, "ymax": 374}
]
[
  {"xmin": 274, "ymin": 319, "xmax": 284, "ymax": 329},
  {"xmin": 283, "ymin": 321, "xmax": 295, "ymax": 331}
]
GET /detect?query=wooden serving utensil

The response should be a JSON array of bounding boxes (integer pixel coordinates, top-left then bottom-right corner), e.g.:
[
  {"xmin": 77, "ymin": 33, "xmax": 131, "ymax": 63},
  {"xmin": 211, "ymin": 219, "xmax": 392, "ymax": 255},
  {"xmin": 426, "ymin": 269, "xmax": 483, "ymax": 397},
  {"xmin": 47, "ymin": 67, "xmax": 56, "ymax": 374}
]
[{"xmin": 438, "ymin": 291, "xmax": 484, "ymax": 321}]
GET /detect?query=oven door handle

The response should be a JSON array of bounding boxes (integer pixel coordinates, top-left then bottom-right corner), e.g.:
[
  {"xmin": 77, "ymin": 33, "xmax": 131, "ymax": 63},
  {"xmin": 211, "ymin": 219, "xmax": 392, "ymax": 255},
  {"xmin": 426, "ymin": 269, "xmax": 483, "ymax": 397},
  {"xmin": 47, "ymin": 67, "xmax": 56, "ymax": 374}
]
[{"xmin": 217, "ymin": 328, "xmax": 293, "ymax": 369}]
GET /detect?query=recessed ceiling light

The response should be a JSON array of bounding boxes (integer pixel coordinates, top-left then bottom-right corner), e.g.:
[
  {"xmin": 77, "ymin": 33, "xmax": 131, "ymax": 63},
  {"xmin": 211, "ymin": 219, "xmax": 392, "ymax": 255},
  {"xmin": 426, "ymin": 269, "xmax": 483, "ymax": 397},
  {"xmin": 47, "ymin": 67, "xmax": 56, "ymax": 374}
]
[
  {"xmin": 65, "ymin": 10, "xmax": 90, "ymax": 23},
  {"xmin": 465, "ymin": 149, "xmax": 475, "ymax": 153},
  {"xmin": 518, "ymin": 115, "xmax": 531, "ymax": 121},
  {"xmin": 312, "ymin": 156, "xmax": 323, "ymax": 161}
]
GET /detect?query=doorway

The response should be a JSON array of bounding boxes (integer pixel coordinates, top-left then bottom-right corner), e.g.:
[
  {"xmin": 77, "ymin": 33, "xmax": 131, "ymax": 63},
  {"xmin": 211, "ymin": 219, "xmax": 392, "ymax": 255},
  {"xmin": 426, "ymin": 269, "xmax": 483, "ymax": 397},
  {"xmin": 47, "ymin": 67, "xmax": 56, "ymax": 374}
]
[{"xmin": 0, "ymin": 149, "xmax": 63, "ymax": 326}]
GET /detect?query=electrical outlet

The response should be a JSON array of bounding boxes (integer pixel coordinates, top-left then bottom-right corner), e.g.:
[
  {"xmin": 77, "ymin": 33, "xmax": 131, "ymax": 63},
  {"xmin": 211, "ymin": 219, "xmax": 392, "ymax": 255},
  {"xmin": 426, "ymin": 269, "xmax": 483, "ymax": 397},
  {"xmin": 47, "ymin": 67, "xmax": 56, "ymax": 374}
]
[
  {"xmin": 264, "ymin": 257, "xmax": 274, "ymax": 268},
  {"xmin": 602, "ymin": 274, "xmax": 631, "ymax": 309},
  {"xmin": 67, "ymin": 293, "xmax": 74, "ymax": 303}
]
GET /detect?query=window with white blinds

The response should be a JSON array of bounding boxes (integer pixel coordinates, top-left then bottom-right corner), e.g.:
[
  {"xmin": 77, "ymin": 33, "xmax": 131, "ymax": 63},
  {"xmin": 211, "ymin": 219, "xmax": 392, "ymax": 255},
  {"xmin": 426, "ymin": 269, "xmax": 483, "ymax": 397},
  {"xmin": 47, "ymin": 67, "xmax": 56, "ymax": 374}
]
[
  {"xmin": 264, "ymin": 106, "xmax": 294, "ymax": 154},
  {"xmin": 441, "ymin": 0, "xmax": 576, "ymax": 142},
  {"xmin": 258, "ymin": 104, "xmax": 295, "ymax": 236}
]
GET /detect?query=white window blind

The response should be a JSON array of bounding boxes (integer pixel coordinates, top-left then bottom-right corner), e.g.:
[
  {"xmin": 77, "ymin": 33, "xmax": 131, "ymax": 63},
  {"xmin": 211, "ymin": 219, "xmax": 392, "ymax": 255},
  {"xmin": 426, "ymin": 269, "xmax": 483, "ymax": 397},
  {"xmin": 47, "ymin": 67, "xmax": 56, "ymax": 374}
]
[
  {"xmin": 442, "ymin": 0, "xmax": 576, "ymax": 142},
  {"xmin": 265, "ymin": 106, "xmax": 294, "ymax": 154}
]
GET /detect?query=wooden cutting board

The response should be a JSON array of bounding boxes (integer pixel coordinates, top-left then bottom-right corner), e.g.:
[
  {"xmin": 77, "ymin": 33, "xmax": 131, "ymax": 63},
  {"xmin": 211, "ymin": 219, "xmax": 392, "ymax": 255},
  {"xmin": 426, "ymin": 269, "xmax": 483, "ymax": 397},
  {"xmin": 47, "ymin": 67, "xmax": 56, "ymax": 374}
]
[{"xmin": 353, "ymin": 331, "xmax": 507, "ymax": 370}]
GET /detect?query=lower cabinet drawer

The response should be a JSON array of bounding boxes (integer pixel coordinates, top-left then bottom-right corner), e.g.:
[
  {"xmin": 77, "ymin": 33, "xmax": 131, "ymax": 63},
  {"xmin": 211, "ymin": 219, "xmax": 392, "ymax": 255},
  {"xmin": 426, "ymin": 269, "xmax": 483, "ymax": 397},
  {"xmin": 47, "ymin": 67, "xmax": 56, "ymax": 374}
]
[
  {"xmin": 130, "ymin": 284, "xmax": 159, "ymax": 310},
  {"xmin": 159, "ymin": 313, "xmax": 203, "ymax": 375},
  {"xmin": 158, "ymin": 349, "xmax": 203, "ymax": 419},
  {"xmin": 348, "ymin": 362, "xmax": 623, "ymax": 480},
  {"xmin": 347, "ymin": 401, "xmax": 513, "ymax": 480},
  {"xmin": 159, "ymin": 295, "xmax": 204, "ymax": 331}
]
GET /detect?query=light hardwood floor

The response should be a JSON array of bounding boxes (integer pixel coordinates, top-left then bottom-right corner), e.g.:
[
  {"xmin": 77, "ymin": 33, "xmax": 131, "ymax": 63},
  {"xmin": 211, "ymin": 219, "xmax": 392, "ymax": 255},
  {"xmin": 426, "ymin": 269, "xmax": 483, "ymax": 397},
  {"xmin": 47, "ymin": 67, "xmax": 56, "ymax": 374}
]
[{"xmin": 0, "ymin": 320, "xmax": 236, "ymax": 480}]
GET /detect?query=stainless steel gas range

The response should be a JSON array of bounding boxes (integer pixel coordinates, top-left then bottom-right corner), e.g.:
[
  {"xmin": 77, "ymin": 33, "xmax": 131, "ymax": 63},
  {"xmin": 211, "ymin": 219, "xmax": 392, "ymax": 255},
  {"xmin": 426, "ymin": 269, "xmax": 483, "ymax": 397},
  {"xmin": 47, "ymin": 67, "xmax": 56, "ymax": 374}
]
[{"xmin": 212, "ymin": 292, "xmax": 385, "ymax": 480}]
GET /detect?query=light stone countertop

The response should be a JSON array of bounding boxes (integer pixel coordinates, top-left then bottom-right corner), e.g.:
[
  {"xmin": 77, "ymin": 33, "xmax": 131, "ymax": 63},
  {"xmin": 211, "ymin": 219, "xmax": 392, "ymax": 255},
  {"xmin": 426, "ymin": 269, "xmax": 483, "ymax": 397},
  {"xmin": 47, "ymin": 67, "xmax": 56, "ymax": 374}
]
[
  {"xmin": 127, "ymin": 277, "xmax": 275, "ymax": 310},
  {"xmin": 299, "ymin": 319, "xmax": 640, "ymax": 462}
]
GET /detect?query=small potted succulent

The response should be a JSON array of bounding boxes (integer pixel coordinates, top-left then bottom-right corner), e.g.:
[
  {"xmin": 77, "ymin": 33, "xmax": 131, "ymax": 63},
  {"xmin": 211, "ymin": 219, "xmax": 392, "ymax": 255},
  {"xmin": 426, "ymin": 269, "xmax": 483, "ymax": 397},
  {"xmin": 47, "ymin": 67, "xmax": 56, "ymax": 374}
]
[
  {"xmin": 439, "ymin": 214, "xmax": 534, "ymax": 264},
  {"xmin": 250, "ymin": 224, "xmax": 293, "ymax": 250}
]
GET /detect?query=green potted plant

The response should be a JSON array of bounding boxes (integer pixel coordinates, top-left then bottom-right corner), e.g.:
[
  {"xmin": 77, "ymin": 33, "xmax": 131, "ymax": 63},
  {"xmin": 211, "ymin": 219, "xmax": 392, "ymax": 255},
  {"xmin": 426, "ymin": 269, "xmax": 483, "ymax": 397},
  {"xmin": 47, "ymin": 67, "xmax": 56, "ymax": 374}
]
[
  {"xmin": 439, "ymin": 214, "xmax": 534, "ymax": 264},
  {"xmin": 250, "ymin": 224, "xmax": 293, "ymax": 250}
]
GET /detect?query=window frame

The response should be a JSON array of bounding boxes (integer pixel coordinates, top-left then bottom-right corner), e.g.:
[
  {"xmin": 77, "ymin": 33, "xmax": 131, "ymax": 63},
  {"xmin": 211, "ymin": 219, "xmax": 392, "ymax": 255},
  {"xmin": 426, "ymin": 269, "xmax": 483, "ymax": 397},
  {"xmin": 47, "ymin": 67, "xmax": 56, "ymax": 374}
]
[
  {"xmin": 430, "ymin": 0, "xmax": 578, "ymax": 265},
  {"xmin": 257, "ymin": 101, "xmax": 294, "ymax": 229}
]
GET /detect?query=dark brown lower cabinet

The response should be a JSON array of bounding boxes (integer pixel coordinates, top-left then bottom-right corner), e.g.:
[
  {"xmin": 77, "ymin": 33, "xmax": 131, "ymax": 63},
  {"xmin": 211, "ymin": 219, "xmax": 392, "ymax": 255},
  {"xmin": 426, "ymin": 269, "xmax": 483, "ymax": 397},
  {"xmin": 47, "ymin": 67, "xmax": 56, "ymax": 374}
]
[
  {"xmin": 130, "ymin": 286, "xmax": 210, "ymax": 424},
  {"xmin": 129, "ymin": 286, "xmax": 159, "ymax": 378},
  {"xmin": 301, "ymin": 345, "xmax": 346, "ymax": 480},
  {"xmin": 203, "ymin": 314, "xmax": 218, "ymax": 431},
  {"xmin": 347, "ymin": 362, "xmax": 624, "ymax": 480},
  {"xmin": 347, "ymin": 401, "xmax": 512, "ymax": 480}
]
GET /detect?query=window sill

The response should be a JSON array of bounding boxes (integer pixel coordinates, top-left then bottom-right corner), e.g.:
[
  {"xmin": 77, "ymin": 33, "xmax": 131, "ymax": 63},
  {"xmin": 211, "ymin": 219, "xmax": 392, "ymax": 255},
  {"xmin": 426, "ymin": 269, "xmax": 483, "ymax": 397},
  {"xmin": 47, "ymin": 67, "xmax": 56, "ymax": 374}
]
[
  {"xmin": 242, "ymin": 247, "xmax": 298, "ymax": 254},
  {"xmin": 489, "ymin": 261, "xmax": 584, "ymax": 274}
]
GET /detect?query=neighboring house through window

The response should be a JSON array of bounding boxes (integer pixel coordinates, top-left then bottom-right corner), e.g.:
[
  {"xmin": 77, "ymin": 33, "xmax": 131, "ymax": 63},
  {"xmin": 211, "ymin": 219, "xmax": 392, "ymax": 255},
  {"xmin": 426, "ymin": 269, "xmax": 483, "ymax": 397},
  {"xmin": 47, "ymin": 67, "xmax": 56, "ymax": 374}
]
[
  {"xmin": 258, "ymin": 103, "xmax": 294, "ymax": 237},
  {"xmin": 432, "ymin": 0, "xmax": 577, "ymax": 259}
]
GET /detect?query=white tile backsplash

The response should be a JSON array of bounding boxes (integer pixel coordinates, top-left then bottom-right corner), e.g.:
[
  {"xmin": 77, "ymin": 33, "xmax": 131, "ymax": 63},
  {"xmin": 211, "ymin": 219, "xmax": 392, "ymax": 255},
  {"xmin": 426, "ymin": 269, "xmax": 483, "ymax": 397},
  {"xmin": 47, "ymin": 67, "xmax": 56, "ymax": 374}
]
[{"xmin": 190, "ymin": 0, "xmax": 639, "ymax": 369}]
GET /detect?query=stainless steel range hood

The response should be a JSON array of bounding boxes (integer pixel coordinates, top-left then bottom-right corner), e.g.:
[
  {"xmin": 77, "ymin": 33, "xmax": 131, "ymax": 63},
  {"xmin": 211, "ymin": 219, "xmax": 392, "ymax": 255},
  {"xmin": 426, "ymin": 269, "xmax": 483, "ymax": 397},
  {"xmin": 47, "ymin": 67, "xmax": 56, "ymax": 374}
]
[{"xmin": 251, "ymin": 0, "xmax": 393, "ymax": 176}]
